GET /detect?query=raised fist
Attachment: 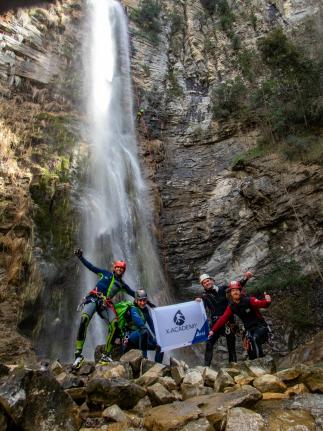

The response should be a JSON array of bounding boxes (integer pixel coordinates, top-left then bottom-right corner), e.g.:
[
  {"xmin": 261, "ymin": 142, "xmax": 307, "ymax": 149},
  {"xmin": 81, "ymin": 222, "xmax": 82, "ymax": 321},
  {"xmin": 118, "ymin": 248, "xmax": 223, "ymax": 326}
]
[
  {"xmin": 264, "ymin": 292, "xmax": 271, "ymax": 303},
  {"xmin": 244, "ymin": 271, "xmax": 253, "ymax": 279},
  {"xmin": 74, "ymin": 248, "xmax": 83, "ymax": 258}
]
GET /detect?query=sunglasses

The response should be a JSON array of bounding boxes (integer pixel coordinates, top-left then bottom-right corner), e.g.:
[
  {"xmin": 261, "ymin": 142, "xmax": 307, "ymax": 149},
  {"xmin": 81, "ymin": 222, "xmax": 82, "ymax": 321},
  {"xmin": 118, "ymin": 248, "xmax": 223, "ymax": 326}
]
[{"xmin": 137, "ymin": 298, "xmax": 147, "ymax": 303}]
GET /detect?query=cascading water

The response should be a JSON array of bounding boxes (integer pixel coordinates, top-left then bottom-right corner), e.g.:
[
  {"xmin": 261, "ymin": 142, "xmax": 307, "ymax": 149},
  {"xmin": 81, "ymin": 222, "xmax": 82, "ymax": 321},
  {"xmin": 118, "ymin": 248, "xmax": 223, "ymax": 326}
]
[{"xmin": 78, "ymin": 0, "xmax": 168, "ymax": 357}]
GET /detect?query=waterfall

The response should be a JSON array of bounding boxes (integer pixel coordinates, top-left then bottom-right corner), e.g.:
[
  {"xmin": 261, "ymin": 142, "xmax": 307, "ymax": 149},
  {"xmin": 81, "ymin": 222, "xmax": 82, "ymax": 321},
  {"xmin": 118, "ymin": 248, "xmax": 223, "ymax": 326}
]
[{"xmin": 77, "ymin": 0, "xmax": 167, "ymax": 357}]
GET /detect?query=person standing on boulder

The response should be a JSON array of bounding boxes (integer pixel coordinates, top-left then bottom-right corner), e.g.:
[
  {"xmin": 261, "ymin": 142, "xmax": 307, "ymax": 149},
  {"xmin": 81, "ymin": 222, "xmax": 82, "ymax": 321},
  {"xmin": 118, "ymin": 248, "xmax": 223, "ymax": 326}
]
[
  {"xmin": 208, "ymin": 282, "xmax": 271, "ymax": 360},
  {"xmin": 196, "ymin": 272, "xmax": 253, "ymax": 366},
  {"xmin": 124, "ymin": 289, "xmax": 163, "ymax": 363},
  {"xmin": 72, "ymin": 248, "xmax": 136, "ymax": 369}
]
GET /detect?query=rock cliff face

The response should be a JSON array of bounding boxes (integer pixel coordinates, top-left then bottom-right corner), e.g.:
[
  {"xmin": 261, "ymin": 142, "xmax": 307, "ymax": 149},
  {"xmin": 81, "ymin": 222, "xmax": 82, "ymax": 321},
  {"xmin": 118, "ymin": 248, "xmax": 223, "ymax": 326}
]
[
  {"xmin": 126, "ymin": 0, "xmax": 323, "ymax": 286},
  {"xmin": 0, "ymin": 0, "xmax": 85, "ymax": 362},
  {"xmin": 0, "ymin": 0, "xmax": 322, "ymax": 362}
]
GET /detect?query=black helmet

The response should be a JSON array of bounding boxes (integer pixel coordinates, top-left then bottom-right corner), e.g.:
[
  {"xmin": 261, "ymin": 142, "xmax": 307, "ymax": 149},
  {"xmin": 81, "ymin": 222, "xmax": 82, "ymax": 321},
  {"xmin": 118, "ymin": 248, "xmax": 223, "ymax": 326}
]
[{"xmin": 135, "ymin": 289, "xmax": 148, "ymax": 300}]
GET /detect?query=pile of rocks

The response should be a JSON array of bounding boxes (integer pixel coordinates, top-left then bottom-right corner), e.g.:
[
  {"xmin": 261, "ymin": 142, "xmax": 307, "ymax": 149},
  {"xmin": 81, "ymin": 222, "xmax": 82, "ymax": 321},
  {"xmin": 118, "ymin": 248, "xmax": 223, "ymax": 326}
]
[{"xmin": 0, "ymin": 351, "xmax": 322, "ymax": 430}]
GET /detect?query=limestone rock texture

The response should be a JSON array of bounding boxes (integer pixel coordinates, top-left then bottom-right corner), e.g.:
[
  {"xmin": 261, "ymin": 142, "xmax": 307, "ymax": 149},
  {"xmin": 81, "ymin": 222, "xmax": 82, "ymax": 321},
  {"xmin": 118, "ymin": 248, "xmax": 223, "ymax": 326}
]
[
  {"xmin": 0, "ymin": 0, "xmax": 85, "ymax": 362},
  {"xmin": 0, "ymin": 0, "xmax": 322, "ymax": 363},
  {"xmin": 124, "ymin": 0, "xmax": 323, "ymax": 350}
]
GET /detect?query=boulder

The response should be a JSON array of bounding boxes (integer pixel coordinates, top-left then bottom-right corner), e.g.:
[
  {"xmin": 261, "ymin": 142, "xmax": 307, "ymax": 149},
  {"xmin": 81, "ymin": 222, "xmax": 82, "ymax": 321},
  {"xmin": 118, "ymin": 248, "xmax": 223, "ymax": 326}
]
[
  {"xmin": 171, "ymin": 366, "xmax": 186, "ymax": 385},
  {"xmin": 253, "ymin": 374, "xmax": 287, "ymax": 393},
  {"xmin": 181, "ymin": 370, "xmax": 205, "ymax": 400},
  {"xmin": 275, "ymin": 367, "xmax": 301, "ymax": 382},
  {"xmin": 185, "ymin": 385, "xmax": 262, "ymax": 427},
  {"xmin": 285, "ymin": 383, "xmax": 309, "ymax": 397},
  {"xmin": 179, "ymin": 417, "xmax": 214, "ymax": 431},
  {"xmin": 183, "ymin": 370, "xmax": 204, "ymax": 386},
  {"xmin": 157, "ymin": 376, "xmax": 177, "ymax": 391},
  {"xmin": 268, "ymin": 409, "xmax": 316, "ymax": 430},
  {"xmin": 222, "ymin": 368, "xmax": 241, "ymax": 378},
  {"xmin": 0, "ymin": 368, "xmax": 80, "ymax": 430},
  {"xmin": 91, "ymin": 363, "xmax": 133, "ymax": 380},
  {"xmin": 79, "ymin": 363, "xmax": 95, "ymax": 376},
  {"xmin": 59, "ymin": 374, "xmax": 84, "ymax": 390},
  {"xmin": 262, "ymin": 392, "xmax": 288, "ymax": 400},
  {"xmin": 102, "ymin": 404, "xmax": 128, "ymax": 423},
  {"xmin": 50, "ymin": 360, "xmax": 64, "ymax": 376},
  {"xmin": 202, "ymin": 368, "xmax": 218, "ymax": 387},
  {"xmin": 136, "ymin": 363, "xmax": 167, "ymax": 386},
  {"xmin": 140, "ymin": 359, "xmax": 156, "ymax": 375},
  {"xmin": 225, "ymin": 407, "xmax": 266, "ymax": 431},
  {"xmin": 132, "ymin": 395, "xmax": 152, "ymax": 416},
  {"xmin": 144, "ymin": 400, "xmax": 202, "ymax": 431},
  {"xmin": 65, "ymin": 387, "xmax": 86, "ymax": 404},
  {"xmin": 147, "ymin": 383, "xmax": 177, "ymax": 405},
  {"xmin": 245, "ymin": 365, "xmax": 267, "ymax": 378},
  {"xmin": 234, "ymin": 373, "xmax": 254, "ymax": 386},
  {"xmin": 213, "ymin": 369, "xmax": 235, "ymax": 392},
  {"xmin": 120, "ymin": 349, "xmax": 143, "ymax": 375},
  {"xmin": 245, "ymin": 356, "xmax": 276, "ymax": 376},
  {"xmin": 86, "ymin": 377, "xmax": 146, "ymax": 409},
  {"xmin": 302, "ymin": 367, "xmax": 323, "ymax": 393}
]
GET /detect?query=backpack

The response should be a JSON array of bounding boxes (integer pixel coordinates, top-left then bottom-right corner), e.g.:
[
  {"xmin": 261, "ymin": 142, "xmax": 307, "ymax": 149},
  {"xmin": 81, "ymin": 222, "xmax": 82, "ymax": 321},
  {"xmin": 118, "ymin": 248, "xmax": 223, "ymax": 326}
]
[{"xmin": 114, "ymin": 300, "xmax": 133, "ymax": 334}]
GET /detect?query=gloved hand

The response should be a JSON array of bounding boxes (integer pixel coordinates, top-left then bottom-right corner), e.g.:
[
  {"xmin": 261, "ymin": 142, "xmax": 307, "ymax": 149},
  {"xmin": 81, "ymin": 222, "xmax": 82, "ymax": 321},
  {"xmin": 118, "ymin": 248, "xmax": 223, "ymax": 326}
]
[
  {"xmin": 74, "ymin": 248, "xmax": 83, "ymax": 258},
  {"xmin": 147, "ymin": 300, "xmax": 156, "ymax": 308},
  {"xmin": 155, "ymin": 344, "xmax": 161, "ymax": 352}
]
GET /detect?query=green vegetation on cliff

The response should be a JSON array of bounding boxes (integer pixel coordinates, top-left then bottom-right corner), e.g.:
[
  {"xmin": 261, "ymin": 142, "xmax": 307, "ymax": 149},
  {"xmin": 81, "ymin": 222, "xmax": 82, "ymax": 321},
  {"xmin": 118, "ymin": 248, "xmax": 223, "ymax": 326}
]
[
  {"xmin": 131, "ymin": 0, "xmax": 162, "ymax": 44},
  {"xmin": 30, "ymin": 113, "xmax": 81, "ymax": 260},
  {"xmin": 248, "ymin": 260, "xmax": 318, "ymax": 331}
]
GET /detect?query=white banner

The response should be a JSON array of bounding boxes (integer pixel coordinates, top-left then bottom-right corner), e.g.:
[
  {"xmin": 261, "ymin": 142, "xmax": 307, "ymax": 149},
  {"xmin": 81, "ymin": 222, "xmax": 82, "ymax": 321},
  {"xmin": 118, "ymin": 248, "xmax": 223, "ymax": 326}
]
[{"xmin": 151, "ymin": 301, "xmax": 209, "ymax": 352}]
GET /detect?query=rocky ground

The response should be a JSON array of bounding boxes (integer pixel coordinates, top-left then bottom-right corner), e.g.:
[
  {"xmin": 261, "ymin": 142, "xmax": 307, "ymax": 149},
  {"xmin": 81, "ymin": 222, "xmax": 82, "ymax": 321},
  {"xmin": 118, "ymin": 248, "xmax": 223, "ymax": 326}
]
[{"xmin": 0, "ymin": 337, "xmax": 323, "ymax": 431}]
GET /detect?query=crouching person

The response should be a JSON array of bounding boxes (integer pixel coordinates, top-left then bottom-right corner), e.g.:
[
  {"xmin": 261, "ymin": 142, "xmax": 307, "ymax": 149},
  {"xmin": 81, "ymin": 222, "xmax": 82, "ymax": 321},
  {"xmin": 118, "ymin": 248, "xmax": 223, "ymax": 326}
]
[{"xmin": 125, "ymin": 289, "xmax": 163, "ymax": 363}]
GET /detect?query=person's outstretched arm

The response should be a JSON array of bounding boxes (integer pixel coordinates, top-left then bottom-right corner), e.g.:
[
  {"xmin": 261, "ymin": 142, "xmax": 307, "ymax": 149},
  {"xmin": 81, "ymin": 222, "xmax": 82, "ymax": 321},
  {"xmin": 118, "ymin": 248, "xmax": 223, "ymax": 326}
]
[
  {"xmin": 74, "ymin": 249, "xmax": 106, "ymax": 275},
  {"xmin": 122, "ymin": 282, "xmax": 136, "ymax": 298},
  {"xmin": 209, "ymin": 306, "xmax": 233, "ymax": 335},
  {"xmin": 250, "ymin": 294, "xmax": 271, "ymax": 309},
  {"xmin": 239, "ymin": 271, "xmax": 253, "ymax": 287}
]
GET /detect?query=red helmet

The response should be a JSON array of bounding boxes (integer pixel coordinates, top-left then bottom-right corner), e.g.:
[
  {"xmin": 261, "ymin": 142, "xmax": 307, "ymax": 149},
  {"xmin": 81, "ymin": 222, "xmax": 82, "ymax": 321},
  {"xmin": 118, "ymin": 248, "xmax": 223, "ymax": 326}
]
[
  {"xmin": 113, "ymin": 260, "xmax": 126, "ymax": 271},
  {"xmin": 228, "ymin": 280, "xmax": 242, "ymax": 291}
]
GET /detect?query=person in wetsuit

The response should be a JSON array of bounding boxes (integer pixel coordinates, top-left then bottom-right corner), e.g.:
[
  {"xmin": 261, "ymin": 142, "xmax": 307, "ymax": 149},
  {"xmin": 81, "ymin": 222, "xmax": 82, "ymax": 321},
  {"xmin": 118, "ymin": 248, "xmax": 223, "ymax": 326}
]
[
  {"xmin": 196, "ymin": 271, "xmax": 253, "ymax": 366},
  {"xmin": 125, "ymin": 289, "xmax": 163, "ymax": 363},
  {"xmin": 209, "ymin": 281, "xmax": 271, "ymax": 360},
  {"xmin": 72, "ymin": 248, "xmax": 135, "ymax": 369}
]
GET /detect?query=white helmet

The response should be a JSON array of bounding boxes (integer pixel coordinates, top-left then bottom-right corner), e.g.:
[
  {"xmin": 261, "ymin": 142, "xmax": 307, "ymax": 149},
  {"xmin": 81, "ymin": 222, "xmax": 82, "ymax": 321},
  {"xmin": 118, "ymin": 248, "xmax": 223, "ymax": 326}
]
[{"xmin": 199, "ymin": 273, "xmax": 213, "ymax": 284}]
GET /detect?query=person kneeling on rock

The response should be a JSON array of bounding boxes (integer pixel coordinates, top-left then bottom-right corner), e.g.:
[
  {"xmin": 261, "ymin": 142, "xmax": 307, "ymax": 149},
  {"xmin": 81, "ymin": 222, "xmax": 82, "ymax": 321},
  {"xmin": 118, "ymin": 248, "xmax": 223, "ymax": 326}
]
[
  {"xmin": 124, "ymin": 289, "xmax": 163, "ymax": 363},
  {"xmin": 208, "ymin": 282, "xmax": 271, "ymax": 360}
]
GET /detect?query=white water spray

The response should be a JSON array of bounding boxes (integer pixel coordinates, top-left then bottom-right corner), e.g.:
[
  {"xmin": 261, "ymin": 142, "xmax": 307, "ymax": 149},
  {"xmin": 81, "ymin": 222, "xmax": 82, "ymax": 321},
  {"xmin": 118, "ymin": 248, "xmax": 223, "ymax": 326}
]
[{"xmin": 79, "ymin": 0, "xmax": 167, "ymax": 356}]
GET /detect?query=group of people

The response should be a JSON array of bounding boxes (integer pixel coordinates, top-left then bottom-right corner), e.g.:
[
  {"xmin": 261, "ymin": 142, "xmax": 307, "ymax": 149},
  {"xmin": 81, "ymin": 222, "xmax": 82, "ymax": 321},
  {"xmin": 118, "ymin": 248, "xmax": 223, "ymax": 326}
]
[
  {"xmin": 197, "ymin": 272, "xmax": 271, "ymax": 366},
  {"xmin": 72, "ymin": 249, "xmax": 162, "ymax": 370},
  {"xmin": 72, "ymin": 249, "xmax": 272, "ymax": 370}
]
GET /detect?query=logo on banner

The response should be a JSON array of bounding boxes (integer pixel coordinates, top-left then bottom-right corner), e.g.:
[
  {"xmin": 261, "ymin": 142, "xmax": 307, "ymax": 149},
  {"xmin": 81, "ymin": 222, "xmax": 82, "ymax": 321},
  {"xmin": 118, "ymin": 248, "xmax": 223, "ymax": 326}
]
[{"xmin": 174, "ymin": 310, "xmax": 185, "ymax": 326}]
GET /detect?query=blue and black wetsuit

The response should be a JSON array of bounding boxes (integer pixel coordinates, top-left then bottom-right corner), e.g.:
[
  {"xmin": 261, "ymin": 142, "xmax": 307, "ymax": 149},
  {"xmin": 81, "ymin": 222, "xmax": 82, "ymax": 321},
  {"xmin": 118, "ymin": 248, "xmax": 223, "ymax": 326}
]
[
  {"xmin": 75, "ymin": 255, "xmax": 135, "ymax": 356},
  {"xmin": 127, "ymin": 303, "xmax": 163, "ymax": 363}
]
